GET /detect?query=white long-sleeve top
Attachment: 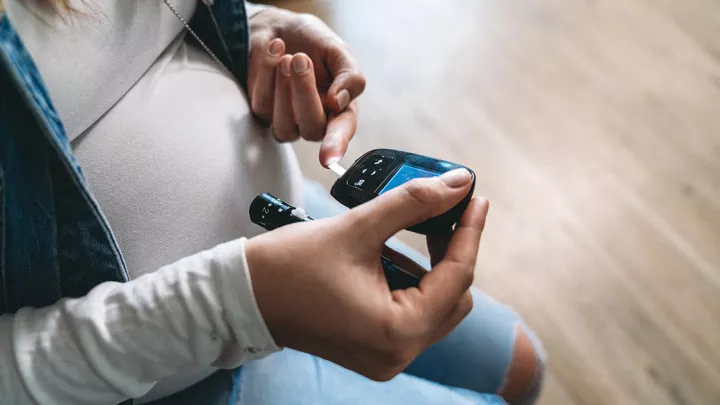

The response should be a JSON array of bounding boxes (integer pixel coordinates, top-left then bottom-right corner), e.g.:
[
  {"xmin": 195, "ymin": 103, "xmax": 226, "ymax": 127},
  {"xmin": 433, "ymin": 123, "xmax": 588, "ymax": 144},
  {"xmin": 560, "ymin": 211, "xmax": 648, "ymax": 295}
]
[
  {"xmin": 0, "ymin": 239, "xmax": 279, "ymax": 404},
  {"xmin": 2, "ymin": 0, "xmax": 293, "ymax": 404}
]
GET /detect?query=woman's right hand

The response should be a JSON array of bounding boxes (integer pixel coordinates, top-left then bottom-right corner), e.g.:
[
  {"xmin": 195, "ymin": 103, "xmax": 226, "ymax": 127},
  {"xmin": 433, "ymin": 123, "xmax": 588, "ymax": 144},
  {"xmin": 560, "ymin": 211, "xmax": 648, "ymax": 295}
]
[{"xmin": 245, "ymin": 169, "xmax": 489, "ymax": 381}]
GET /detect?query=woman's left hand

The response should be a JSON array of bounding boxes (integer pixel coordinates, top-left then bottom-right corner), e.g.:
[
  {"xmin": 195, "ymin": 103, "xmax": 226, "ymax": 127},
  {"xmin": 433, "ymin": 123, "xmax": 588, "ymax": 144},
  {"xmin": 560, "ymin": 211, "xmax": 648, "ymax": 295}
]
[{"xmin": 248, "ymin": 8, "xmax": 366, "ymax": 167}]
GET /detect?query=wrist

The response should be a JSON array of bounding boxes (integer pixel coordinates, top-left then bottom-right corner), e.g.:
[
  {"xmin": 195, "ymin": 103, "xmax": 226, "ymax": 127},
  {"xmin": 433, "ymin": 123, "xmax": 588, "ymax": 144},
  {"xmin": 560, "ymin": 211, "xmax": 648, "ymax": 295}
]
[
  {"xmin": 210, "ymin": 238, "xmax": 281, "ymax": 366},
  {"xmin": 243, "ymin": 235, "xmax": 284, "ymax": 345}
]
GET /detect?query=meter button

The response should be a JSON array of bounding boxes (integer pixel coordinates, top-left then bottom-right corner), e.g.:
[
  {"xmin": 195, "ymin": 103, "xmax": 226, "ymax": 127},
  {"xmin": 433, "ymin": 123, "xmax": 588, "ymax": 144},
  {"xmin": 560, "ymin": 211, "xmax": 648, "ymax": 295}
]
[
  {"xmin": 348, "ymin": 169, "xmax": 379, "ymax": 191},
  {"xmin": 351, "ymin": 178, "xmax": 367, "ymax": 189},
  {"xmin": 368, "ymin": 156, "xmax": 393, "ymax": 169},
  {"xmin": 361, "ymin": 166, "xmax": 385, "ymax": 179},
  {"xmin": 347, "ymin": 155, "xmax": 394, "ymax": 191},
  {"xmin": 348, "ymin": 175, "xmax": 375, "ymax": 191},
  {"xmin": 362, "ymin": 155, "xmax": 393, "ymax": 178}
]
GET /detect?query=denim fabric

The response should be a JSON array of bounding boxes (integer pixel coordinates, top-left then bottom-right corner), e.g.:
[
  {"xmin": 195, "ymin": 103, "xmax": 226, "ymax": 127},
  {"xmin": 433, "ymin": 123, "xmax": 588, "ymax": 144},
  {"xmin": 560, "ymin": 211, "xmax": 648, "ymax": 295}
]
[
  {"xmin": 190, "ymin": 0, "xmax": 250, "ymax": 90},
  {"xmin": 234, "ymin": 290, "xmax": 512, "ymax": 405},
  {"xmin": 0, "ymin": 16, "xmax": 129, "ymax": 314},
  {"xmin": 159, "ymin": 287, "xmax": 515, "ymax": 405}
]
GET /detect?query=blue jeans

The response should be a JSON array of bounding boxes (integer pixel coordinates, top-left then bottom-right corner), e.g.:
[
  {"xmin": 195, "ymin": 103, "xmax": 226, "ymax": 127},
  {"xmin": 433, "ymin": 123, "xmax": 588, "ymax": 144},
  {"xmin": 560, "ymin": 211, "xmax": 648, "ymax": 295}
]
[
  {"xmin": 146, "ymin": 181, "xmax": 546, "ymax": 405},
  {"xmin": 237, "ymin": 289, "xmax": 543, "ymax": 405}
]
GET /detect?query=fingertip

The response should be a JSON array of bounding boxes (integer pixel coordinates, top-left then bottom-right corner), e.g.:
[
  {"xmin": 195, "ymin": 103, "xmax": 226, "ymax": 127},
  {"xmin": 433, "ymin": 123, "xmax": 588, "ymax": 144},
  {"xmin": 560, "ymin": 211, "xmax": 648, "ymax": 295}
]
[
  {"xmin": 291, "ymin": 53, "xmax": 313, "ymax": 75},
  {"xmin": 319, "ymin": 153, "xmax": 334, "ymax": 169},
  {"xmin": 473, "ymin": 196, "xmax": 490, "ymax": 212},
  {"xmin": 320, "ymin": 140, "xmax": 344, "ymax": 168},
  {"xmin": 320, "ymin": 148, "xmax": 345, "ymax": 168},
  {"xmin": 267, "ymin": 38, "xmax": 285, "ymax": 56},
  {"xmin": 336, "ymin": 89, "xmax": 350, "ymax": 111},
  {"xmin": 438, "ymin": 168, "xmax": 473, "ymax": 188},
  {"xmin": 461, "ymin": 197, "xmax": 490, "ymax": 230},
  {"xmin": 279, "ymin": 55, "xmax": 293, "ymax": 76},
  {"xmin": 328, "ymin": 73, "xmax": 366, "ymax": 112}
]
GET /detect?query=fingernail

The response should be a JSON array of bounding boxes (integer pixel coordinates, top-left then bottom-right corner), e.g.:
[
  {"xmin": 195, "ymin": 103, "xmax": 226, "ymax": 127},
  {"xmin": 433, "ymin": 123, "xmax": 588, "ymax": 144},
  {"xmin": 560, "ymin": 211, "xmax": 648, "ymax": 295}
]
[
  {"xmin": 280, "ymin": 58, "xmax": 292, "ymax": 76},
  {"xmin": 337, "ymin": 89, "xmax": 350, "ymax": 110},
  {"xmin": 268, "ymin": 39, "xmax": 283, "ymax": 56},
  {"xmin": 292, "ymin": 55, "xmax": 309, "ymax": 73},
  {"xmin": 439, "ymin": 168, "xmax": 472, "ymax": 188}
]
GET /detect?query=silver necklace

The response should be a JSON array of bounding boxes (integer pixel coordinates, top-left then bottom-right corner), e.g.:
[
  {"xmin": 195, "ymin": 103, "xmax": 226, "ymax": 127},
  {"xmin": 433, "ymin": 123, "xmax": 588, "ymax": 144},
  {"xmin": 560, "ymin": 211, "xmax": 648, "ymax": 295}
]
[{"xmin": 162, "ymin": 0, "xmax": 234, "ymax": 75}]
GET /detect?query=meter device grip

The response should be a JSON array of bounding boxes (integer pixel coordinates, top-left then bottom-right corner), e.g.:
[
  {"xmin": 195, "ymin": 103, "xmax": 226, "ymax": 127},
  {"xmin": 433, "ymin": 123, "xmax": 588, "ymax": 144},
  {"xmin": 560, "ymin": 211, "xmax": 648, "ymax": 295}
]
[
  {"xmin": 249, "ymin": 193, "xmax": 422, "ymax": 290},
  {"xmin": 331, "ymin": 149, "xmax": 476, "ymax": 235}
]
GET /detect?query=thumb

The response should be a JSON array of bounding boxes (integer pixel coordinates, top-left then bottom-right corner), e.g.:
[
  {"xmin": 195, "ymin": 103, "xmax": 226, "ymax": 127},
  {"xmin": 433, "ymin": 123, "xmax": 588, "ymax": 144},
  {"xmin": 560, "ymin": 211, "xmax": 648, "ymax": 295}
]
[{"xmin": 352, "ymin": 169, "xmax": 474, "ymax": 242}]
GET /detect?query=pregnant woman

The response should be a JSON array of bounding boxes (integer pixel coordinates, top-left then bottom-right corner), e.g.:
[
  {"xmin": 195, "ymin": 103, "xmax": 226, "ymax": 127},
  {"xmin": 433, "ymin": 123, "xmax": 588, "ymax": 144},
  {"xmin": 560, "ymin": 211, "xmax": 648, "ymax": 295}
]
[{"xmin": 0, "ymin": 1, "xmax": 545, "ymax": 404}]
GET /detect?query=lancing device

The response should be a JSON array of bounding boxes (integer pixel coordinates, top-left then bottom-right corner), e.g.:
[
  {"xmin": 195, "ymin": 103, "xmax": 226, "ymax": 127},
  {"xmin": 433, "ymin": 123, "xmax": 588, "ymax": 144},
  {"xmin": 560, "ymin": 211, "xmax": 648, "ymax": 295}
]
[{"xmin": 249, "ymin": 193, "xmax": 423, "ymax": 290}]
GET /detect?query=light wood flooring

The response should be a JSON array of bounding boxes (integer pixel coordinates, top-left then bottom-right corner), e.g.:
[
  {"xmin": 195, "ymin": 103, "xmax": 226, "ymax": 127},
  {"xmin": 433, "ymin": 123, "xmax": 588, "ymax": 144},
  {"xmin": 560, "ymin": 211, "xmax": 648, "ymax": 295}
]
[{"xmin": 263, "ymin": 0, "xmax": 720, "ymax": 404}]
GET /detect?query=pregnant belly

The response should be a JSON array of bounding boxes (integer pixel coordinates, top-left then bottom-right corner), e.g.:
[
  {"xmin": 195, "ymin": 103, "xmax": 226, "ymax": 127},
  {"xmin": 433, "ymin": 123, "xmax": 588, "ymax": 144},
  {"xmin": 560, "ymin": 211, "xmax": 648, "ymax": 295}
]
[{"xmin": 71, "ymin": 38, "xmax": 302, "ymax": 401}]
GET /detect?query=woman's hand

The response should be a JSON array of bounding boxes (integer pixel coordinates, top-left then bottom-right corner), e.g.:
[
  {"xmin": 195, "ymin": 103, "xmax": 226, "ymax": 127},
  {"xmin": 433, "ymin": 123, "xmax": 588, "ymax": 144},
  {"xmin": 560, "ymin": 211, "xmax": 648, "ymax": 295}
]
[
  {"xmin": 247, "ymin": 8, "xmax": 366, "ymax": 167},
  {"xmin": 245, "ymin": 169, "xmax": 489, "ymax": 380}
]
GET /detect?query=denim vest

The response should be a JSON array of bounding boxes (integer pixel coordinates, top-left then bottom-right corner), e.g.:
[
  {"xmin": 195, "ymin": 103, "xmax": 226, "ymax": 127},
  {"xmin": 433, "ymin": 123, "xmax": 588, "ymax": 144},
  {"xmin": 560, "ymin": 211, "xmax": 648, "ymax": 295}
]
[{"xmin": 0, "ymin": 1, "xmax": 249, "ymax": 402}]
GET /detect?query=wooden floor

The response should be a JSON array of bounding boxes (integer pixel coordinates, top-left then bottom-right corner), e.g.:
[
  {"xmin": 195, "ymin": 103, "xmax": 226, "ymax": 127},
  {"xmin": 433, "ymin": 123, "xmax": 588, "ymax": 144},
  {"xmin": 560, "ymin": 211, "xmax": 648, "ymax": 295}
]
[{"xmin": 265, "ymin": 1, "xmax": 720, "ymax": 404}]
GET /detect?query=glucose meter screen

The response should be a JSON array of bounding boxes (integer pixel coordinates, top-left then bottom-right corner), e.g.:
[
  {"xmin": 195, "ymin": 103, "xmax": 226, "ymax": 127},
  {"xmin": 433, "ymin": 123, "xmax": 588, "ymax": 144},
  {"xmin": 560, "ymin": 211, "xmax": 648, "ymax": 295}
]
[{"xmin": 379, "ymin": 164, "xmax": 439, "ymax": 195}]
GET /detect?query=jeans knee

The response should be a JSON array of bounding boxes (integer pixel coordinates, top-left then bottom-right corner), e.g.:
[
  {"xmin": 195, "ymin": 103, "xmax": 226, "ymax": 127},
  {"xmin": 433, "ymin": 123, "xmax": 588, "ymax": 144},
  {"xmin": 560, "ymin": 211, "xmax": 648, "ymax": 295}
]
[{"xmin": 498, "ymin": 323, "xmax": 547, "ymax": 405}]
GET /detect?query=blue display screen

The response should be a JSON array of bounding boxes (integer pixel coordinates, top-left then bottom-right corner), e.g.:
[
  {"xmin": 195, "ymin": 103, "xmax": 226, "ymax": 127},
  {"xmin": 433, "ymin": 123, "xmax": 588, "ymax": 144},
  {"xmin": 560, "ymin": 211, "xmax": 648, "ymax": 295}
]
[{"xmin": 379, "ymin": 164, "xmax": 439, "ymax": 195}]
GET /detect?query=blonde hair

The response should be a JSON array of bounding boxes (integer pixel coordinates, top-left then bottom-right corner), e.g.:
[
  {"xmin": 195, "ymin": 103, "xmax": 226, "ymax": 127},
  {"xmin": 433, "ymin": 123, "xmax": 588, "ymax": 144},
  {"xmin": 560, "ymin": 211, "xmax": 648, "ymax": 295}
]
[
  {"xmin": 47, "ymin": 0, "xmax": 74, "ymax": 11},
  {"xmin": 0, "ymin": 0, "xmax": 75, "ymax": 12}
]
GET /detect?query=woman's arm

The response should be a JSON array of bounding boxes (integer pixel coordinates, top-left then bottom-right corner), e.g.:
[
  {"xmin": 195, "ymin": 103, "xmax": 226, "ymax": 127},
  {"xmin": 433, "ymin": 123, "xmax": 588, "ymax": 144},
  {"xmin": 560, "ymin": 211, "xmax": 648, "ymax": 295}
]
[
  {"xmin": 1, "ymin": 172, "xmax": 486, "ymax": 404},
  {"xmin": 0, "ymin": 238, "xmax": 278, "ymax": 405}
]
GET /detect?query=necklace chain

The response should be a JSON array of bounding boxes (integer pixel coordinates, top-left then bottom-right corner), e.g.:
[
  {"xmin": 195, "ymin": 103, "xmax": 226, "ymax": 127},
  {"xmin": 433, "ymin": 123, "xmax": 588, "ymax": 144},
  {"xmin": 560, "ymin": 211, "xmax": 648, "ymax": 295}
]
[{"xmin": 162, "ymin": 0, "xmax": 233, "ymax": 76}]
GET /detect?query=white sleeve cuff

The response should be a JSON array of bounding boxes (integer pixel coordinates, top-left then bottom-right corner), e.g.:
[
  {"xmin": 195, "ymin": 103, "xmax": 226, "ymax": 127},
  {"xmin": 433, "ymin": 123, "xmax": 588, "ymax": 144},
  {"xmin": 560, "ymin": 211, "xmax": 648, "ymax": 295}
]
[{"xmin": 211, "ymin": 238, "xmax": 281, "ymax": 368}]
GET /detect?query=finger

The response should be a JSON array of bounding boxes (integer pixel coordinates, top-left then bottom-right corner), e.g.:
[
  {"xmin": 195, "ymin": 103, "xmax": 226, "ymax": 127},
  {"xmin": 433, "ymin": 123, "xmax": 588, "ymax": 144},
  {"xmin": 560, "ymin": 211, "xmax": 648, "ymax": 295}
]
[
  {"xmin": 352, "ymin": 169, "xmax": 474, "ymax": 242},
  {"xmin": 272, "ymin": 55, "xmax": 299, "ymax": 142},
  {"xmin": 429, "ymin": 290, "xmax": 473, "ymax": 343},
  {"xmin": 416, "ymin": 197, "xmax": 489, "ymax": 325},
  {"xmin": 319, "ymin": 100, "xmax": 358, "ymax": 167},
  {"xmin": 426, "ymin": 230, "xmax": 453, "ymax": 267},
  {"xmin": 250, "ymin": 38, "xmax": 285, "ymax": 120},
  {"xmin": 290, "ymin": 53, "xmax": 327, "ymax": 142},
  {"xmin": 326, "ymin": 44, "xmax": 366, "ymax": 112}
]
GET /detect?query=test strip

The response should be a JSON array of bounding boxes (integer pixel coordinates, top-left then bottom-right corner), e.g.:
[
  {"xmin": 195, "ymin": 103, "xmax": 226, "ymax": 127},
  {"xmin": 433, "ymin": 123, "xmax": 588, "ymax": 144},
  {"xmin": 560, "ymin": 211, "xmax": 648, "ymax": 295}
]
[{"xmin": 328, "ymin": 161, "xmax": 347, "ymax": 177}]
